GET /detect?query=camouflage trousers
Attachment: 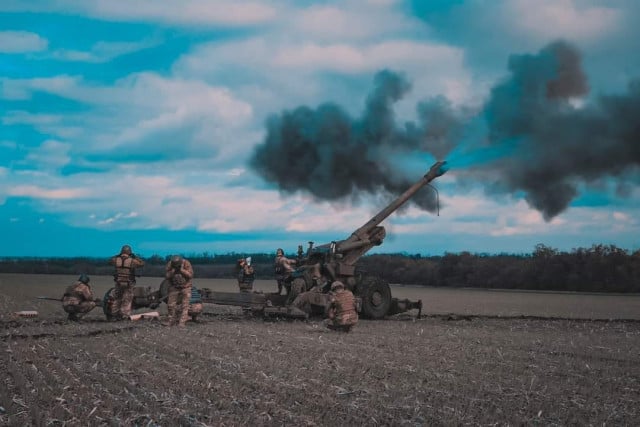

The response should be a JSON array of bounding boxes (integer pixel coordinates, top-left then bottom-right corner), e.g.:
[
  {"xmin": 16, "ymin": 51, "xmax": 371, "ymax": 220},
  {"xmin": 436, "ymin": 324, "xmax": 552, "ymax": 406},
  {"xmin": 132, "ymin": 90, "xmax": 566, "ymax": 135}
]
[
  {"xmin": 238, "ymin": 280, "xmax": 254, "ymax": 293},
  {"xmin": 276, "ymin": 278, "xmax": 291, "ymax": 295},
  {"xmin": 167, "ymin": 285, "xmax": 191, "ymax": 326},
  {"xmin": 63, "ymin": 299, "xmax": 96, "ymax": 320},
  {"xmin": 113, "ymin": 282, "xmax": 134, "ymax": 317}
]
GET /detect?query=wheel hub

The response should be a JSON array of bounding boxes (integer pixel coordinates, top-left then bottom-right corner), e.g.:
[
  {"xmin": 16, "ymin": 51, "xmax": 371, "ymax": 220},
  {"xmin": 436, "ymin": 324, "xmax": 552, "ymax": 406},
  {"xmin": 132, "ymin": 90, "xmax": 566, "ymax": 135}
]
[{"xmin": 371, "ymin": 291, "xmax": 383, "ymax": 307}]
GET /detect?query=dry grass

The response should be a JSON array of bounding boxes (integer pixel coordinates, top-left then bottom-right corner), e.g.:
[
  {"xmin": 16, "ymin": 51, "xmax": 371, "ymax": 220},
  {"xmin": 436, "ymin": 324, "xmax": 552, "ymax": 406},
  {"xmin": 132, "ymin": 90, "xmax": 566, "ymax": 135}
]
[{"xmin": 1, "ymin": 274, "xmax": 639, "ymax": 425}]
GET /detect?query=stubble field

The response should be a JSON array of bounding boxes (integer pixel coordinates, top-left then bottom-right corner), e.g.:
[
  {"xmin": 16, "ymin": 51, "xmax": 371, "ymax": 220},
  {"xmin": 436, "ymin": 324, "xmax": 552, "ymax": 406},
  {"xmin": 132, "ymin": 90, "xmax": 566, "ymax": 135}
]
[{"xmin": 1, "ymin": 273, "xmax": 640, "ymax": 426}]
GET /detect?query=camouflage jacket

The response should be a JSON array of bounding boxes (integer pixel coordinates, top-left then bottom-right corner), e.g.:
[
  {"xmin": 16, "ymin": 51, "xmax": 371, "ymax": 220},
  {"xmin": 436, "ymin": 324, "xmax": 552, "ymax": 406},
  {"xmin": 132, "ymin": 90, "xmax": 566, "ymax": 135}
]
[
  {"xmin": 275, "ymin": 255, "xmax": 296, "ymax": 276},
  {"xmin": 109, "ymin": 254, "xmax": 145, "ymax": 284},
  {"xmin": 238, "ymin": 264, "xmax": 255, "ymax": 284},
  {"xmin": 63, "ymin": 282, "xmax": 94, "ymax": 303},
  {"xmin": 327, "ymin": 289, "xmax": 358, "ymax": 326},
  {"xmin": 165, "ymin": 259, "xmax": 194, "ymax": 288}
]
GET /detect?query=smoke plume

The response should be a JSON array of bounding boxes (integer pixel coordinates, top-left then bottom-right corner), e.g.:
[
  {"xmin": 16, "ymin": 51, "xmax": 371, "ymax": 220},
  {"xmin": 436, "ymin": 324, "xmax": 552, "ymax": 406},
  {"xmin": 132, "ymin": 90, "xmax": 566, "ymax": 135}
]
[
  {"xmin": 251, "ymin": 41, "xmax": 640, "ymax": 219},
  {"xmin": 250, "ymin": 70, "xmax": 465, "ymax": 211}
]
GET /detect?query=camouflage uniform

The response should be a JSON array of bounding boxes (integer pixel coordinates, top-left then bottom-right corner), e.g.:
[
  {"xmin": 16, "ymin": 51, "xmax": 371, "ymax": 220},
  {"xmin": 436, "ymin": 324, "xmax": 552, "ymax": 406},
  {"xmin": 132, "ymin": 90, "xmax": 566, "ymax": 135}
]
[
  {"xmin": 237, "ymin": 259, "xmax": 255, "ymax": 293},
  {"xmin": 109, "ymin": 246, "xmax": 145, "ymax": 319},
  {"xmin": 291, "ymin": 288, "xmax": 329, "ymax": 316},
  {"xmin": 326, "ymin": 281, "xmax": 358, "ymax": 332},
  {"xmin": 165, "ymin": 257, "xmax": 194, "ymax": 326},
  {"xmin": 62, "ymin": 279, "xmax": 96, "ymax": 321},
  {"xmin": 275, "ymin": 251, "xmax": 296, "ymax": 296}
]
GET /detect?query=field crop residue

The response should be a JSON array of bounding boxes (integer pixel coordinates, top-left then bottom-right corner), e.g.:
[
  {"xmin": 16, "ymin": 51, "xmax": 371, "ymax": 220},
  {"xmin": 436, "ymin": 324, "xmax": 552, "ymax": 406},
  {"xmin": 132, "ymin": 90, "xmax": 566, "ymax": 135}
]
[{"xmin": 1, "ymin": 274, "xmax": 639, "ymax": 425}]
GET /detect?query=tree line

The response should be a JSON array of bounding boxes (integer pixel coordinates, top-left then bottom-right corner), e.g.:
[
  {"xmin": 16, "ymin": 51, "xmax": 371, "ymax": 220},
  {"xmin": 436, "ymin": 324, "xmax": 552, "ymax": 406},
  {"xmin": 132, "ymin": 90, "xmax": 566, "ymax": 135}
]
[{"xmin": 1, "ymin": 244, "xmax": 639, "ymax": 293}]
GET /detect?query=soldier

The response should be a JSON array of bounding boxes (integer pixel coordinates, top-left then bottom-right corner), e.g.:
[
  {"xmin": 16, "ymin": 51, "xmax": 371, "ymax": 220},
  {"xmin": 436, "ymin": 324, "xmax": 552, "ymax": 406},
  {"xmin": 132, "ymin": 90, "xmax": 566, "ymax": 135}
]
[
  {"xmin": 275, "ymin": 248, "xmax": 296, "ymax": 295},
  {"xmin": 325, "ymin": 281, "xmax": 358, "ymax": 332},
  {"xmin": 164, "ymin": 255, "xmax": 194, "ymax": 327},
  {"xmin": 62, "ymin": 274, "xmax": 97, "ymax": 321},
  {"xmin": 108, "ymin": 244, "xmax": 145, "ymax": 320},
  {"xmin": 237, "ymin": 257, "xmax": 255, "ymax": 293}
]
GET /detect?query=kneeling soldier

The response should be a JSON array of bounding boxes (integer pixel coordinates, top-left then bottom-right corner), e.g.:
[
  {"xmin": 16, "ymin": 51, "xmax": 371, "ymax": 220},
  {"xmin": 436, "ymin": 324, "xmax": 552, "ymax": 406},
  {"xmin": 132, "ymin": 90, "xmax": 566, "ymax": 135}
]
[
  {"xmin": 62, "ymin": 274, "xmax": 97, "ymax": 321},
  {"xmin": 325, "ymin": 281, "xmax": 358, "ymax": 332}
]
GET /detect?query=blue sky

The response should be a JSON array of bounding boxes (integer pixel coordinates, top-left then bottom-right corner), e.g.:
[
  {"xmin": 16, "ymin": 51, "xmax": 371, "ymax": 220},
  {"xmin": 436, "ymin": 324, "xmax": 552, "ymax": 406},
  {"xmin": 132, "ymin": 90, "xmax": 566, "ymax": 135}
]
[{"xmin": 1, "ymin": 0, "xmax": 639, "ymax": 258}]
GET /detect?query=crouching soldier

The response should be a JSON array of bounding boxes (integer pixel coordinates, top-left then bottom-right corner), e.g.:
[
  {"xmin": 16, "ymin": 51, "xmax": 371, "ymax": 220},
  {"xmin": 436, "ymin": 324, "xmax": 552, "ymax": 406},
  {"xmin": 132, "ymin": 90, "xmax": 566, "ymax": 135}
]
[
  {"xmin": 237, "ymin": 257, "xmax": 255, "ymax": 293},
  {"xmin": 62, "ymin": 274, "xmax": 97, "ymax": 321},
  {"xmin": 164, "ymin": 255, "xmax": 193, "ymax": 327},
  {"xmin": 325, "ymin": 281, "xmax": 358, "ymax": 332}
]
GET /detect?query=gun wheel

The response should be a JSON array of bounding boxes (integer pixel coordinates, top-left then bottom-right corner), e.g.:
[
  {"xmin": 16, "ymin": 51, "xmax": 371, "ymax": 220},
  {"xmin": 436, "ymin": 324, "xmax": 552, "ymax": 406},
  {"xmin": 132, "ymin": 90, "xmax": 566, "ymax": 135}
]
[{"xmin": 357, "ymin": 276, "xmax": 391, "ymax": 320}]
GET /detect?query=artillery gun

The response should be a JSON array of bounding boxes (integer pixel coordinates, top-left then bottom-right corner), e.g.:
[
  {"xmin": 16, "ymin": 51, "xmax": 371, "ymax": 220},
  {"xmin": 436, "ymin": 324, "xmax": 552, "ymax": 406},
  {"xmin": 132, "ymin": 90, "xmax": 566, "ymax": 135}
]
[
  {"xmin": 286, "ymin": 160, "xmax": 449, "ymax": 319},
  {"xmin": 197, "ymin": 161, "xmax": 449, "ymax": 320}
]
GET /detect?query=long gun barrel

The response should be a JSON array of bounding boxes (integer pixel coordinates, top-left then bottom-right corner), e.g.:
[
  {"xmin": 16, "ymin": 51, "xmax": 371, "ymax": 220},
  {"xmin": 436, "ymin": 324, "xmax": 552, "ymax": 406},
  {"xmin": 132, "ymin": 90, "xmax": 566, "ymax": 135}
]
[
  {"xmin": 344, "ymin": 160, "xmax": 449, "ymax": 245},
  {"xmin": 36, "ymin": 296, "xmax": 103, "ymax": 307},
  {"xmin": 36, "ymin": 296, "xmax": 62, "ymax": 302}
]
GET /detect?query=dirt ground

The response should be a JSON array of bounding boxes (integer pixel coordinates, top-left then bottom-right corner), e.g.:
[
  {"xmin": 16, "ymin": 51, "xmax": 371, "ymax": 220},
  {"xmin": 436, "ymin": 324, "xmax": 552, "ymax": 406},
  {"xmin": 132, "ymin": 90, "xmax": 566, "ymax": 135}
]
[{"xmin": 1, "ymin": 274, "xmax": 639, "ymax": 426}]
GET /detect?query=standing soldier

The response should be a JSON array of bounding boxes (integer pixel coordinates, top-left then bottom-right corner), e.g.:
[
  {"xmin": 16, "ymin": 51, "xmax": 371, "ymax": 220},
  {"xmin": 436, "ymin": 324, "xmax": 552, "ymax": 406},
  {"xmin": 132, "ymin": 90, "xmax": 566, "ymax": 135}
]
[
  {"xmin": 275, "ymin": 248, "xmax": 296, "ymax": 295},
  {"xmin": 109, "ymin": 244, "xmax": 145, "ymax": 320},
  {"xmin": 325, "ymin": 281, "xmax": 358, "ymax": 332},
  {"xmin": 62, "ymin": 274, "xmax": 98, "ymax": 321},
  {"xmin": 237, "ymin": 257, "xmax": 255, "ymax": 293},
  {"xmin": 164, "ymin": 255, "xmax": 193, "ymax": 327}
]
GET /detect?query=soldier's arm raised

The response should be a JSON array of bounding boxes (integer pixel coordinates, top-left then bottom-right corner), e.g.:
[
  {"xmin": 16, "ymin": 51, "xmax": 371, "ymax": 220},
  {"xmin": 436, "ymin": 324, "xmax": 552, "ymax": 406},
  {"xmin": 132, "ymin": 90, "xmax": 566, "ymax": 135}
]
[
  {"xmin": 133, "ymin": 255, "xmax": 145, "ymax": 268},
  {"xmin": 80, "ymin": 284, "xmax": 93, "ymax": 301},
  {"xmin": 165, "ymin": 262, "xmax": 174, "ymax": 279},
  {"xmin": 180, "ymin": 260, "xmax": 194, "ymax": 279}
]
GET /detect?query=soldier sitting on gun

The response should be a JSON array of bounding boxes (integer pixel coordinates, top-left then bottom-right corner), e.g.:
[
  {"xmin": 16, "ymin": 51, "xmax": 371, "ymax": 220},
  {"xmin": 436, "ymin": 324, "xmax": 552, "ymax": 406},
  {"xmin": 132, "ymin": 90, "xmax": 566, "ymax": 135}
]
[
  {"xmin": 325, "ymin": 281, "xmax": 358, "ymax": 333},
  {"xmin": 237, "ymin": 257, "xmax": 255, "ymax": 293},
  {"xmin": 62, "ymin": 274, "xmax": 98, "ymax": 321}
]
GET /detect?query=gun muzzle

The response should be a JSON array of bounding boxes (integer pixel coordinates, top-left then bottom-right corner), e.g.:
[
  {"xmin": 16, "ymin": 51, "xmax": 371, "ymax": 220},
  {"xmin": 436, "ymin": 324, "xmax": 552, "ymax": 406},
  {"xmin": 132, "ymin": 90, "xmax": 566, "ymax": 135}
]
[{"xmin": 426, "ymin": 160, "xmax": 449, "ymax": 179}]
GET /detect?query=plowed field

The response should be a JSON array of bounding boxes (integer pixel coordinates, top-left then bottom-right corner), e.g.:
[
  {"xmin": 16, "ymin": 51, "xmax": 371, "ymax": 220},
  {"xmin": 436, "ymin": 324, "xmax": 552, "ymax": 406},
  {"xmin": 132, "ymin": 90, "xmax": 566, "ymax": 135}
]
[{"xmin": 1, "ymin": 274, "xmax": 639, "ymax": 426}]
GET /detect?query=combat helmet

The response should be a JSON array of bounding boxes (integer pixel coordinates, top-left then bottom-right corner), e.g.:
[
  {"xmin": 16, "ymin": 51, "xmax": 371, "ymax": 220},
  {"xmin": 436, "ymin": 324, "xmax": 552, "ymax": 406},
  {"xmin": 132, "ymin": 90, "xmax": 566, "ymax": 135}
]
[
  {"xmin": 120, "ymin": 244, "xmax": 132, "ymax": 255},
  {"xmin": 170, "ymin": 255, "xmax": 183, "ymax": 268},
  {"xmin": 330, "ymin": 281, "xmax": 345, "ymax": 291},
  {"xmin": 78, "ymin": 274, "xmax": 90, "ymax": 284}
]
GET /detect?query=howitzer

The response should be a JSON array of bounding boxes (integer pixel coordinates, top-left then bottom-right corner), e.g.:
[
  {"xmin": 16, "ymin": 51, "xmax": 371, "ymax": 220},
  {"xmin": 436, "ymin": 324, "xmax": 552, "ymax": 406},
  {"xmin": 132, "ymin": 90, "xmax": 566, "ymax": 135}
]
[
  {"xmin": 287, "ymin": 161, "xmax": 449, "ymax": 319},
  {"xmin": 158, "ymin": 162, "xmax": 447, "ymax": 321}
]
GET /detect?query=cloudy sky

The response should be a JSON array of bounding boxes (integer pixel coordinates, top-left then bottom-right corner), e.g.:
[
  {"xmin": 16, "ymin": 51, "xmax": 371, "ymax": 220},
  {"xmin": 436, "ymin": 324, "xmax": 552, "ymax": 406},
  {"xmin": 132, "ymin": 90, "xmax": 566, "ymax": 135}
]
[{"xmin": 1, "ymin": 0, "xmax": 639, "ymax": 258}]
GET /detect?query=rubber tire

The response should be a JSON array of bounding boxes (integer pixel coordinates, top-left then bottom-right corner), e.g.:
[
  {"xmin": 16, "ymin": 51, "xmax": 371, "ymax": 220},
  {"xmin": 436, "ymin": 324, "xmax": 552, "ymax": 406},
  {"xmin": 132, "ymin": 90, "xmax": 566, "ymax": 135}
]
[
  {"xmin": 158, "ymin": 279, "xmax": 170, "ymax": 302},
  {"xmin": 357, "ymin": 276, "xmax": 392, "ymax": 320},
  {"xmin": 102, "ymin": 287, "xmax": 115, "ymax": 320}
]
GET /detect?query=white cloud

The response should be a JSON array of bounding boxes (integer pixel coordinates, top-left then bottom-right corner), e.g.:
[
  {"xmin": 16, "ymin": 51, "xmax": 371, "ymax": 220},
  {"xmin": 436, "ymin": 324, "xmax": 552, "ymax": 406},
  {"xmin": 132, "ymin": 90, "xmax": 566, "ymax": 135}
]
[
  {"xmin": 24, "ymin": 139, "xmax": 72, "ymax": 170},
  {"xmin": 50, "ymin": 38, "xmax": 161, "ymax": 63},
  {"xmin": 1, "ymin": 73, "xmax": 254, "ymax": 161},
  {"xmin": 0, "ymin": 0, "xmax": 277, "ymax": 27},
  {"xmin": 508, "ymin": 0, "xmax": 620, "ymax": 43},
  {"xmin": 9, "ymin": 185, "xmax": 90, "ymax": 199},
  {"xmin": 292, "ymin": 2, "xmax": 422, "ymax": 42},
  {"xmin": 0, "ymin": 30, "xmax": 48, "ymax": 53}
]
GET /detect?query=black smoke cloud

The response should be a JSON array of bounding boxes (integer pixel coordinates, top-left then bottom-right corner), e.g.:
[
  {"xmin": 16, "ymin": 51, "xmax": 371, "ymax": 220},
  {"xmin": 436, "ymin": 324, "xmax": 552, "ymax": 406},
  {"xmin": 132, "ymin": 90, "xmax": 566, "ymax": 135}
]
[
  {"xmin": 480, "ymin": 41, "xmax": 640, "ymax": 219},
  {"xmin": 251, "ymin": 41, "xmax": 640, "ymax": 219},
  {"xmin": 250, "ymin": 70, "xmax": 465, "ymax": 211}
]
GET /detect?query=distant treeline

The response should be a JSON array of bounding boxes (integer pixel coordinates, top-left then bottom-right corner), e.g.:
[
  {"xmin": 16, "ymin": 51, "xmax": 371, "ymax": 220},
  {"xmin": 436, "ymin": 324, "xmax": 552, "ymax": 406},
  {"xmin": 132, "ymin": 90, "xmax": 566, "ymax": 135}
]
[{"xmin": 1, "ymin": 244, "xmax": 639, "ymax": 293}]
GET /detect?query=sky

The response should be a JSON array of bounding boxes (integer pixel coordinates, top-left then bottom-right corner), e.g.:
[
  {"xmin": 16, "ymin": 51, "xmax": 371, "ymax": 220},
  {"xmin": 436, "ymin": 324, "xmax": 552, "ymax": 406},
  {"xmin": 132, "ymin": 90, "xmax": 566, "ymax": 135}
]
[{"xmin": 1, "ymin": 0, "xmax": 639, "ymax": 258}]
